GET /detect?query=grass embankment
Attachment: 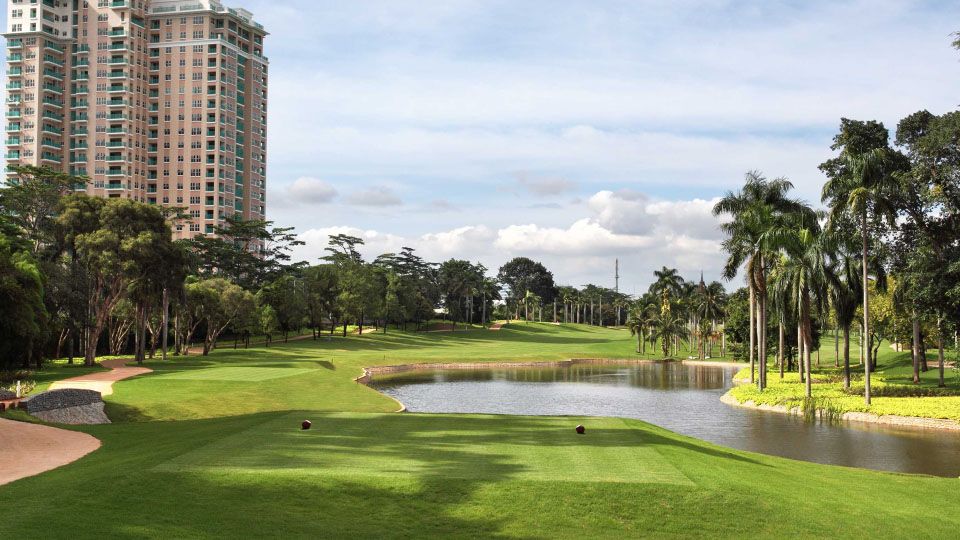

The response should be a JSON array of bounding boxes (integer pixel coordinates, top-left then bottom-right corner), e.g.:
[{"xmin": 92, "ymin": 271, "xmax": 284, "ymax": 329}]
[
  {"xmin": 2, "ymin": 324, "xmax": 959, "ymax": 538},
  {"xmin": 729, "ymin": 341, "xmax": 960, "ymax": 421}
]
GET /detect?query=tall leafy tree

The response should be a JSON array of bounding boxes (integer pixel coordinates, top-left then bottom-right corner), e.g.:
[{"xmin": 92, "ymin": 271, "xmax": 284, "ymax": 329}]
[
  {"xmin": 714, "ymin": 172, "xmax": 812, "ymax": 389},
  {"xmin": 821, "ymin": 119, "xmax": 904, "ymax": 404}
]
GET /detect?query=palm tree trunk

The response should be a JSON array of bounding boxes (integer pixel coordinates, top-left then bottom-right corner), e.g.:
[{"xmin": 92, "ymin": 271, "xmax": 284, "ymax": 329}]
[
  {"xmin": 759, "ymin": 294, "xmax": 768, "ymax": 390},
  {"xmin": 938, "ymin": 321, "xmax": 945, "ymax": 388},
  {"xmin": 161, "ymin": 287, "xmax": 169, "ymax": 361},
  {"xmin": 778, "ymin": 321, "xmax": 785, "ymax": 379},
  {"xmin": 834, "ymin": 323, "xmax": 839, "ymax": 367},
  {"xmin": 843, "ymin": 325, "xmax": 851, "ymax": 389},
  {"xmin": 861, "ymin": 214, "xmax": 871, "ymax": 405},
  {"xmin": 748, "ymin": 282, "xmax": 756, "ymax": 384},
  {"xmin": 912, "ymin": 314, "xmax": 921, "ymax": 384},
  {"xmin": 797, "ymin": 323, "xmax": 804, "ymax": 382}
]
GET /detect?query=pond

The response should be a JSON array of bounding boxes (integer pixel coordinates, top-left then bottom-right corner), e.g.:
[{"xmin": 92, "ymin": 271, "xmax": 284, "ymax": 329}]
[{"xmin": 369, "ymin": 362, "xmax": 960, "ymax": 477}]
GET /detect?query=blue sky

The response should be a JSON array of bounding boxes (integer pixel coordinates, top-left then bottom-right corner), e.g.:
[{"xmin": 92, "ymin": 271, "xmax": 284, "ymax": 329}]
[{"xmin": 7, "ymin": 1, "xmax": 960, "ymax": 292}]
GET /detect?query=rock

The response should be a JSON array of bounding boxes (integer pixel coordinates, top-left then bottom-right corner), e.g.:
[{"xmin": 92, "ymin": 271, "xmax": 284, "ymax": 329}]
[
  {"xmin": 301, "ymin": 420, "xmax": 312, "ymax": 430},
  {"xmin": 21, "ymin": 389, "xmax": 102, "ymax": 413},
  {"xmin": 0, "ymin": 389, "xmax": 16, "ymax": 401},
  {"xmin": 575, "ymin": 425, "xmax": 585, "ymax": 435},
  {"xmin": 30, "ymin": 403, "xmax": 110, "ymax": 425},
  {"xmin": 20, "ymin": 389, "xmax": 109, "ymax": 425}
]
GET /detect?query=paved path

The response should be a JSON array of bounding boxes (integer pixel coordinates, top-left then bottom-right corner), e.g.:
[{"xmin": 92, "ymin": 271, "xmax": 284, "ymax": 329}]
[
  {"xmin": 488, "ymin": 323, "xmax": 504, "ymax": 330},
  {"xmin": 49, "ymin": 357, "xmax": 152, "ymax": 396}
]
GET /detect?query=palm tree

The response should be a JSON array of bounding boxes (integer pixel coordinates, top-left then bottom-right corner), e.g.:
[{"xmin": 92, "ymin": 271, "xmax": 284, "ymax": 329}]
[
  {"xmin": 822, "ymin": 148, "xmax": 898, "ymax": 405},
  {"xmin": 627, "ymin": 301, "xmax": 657, "ymax": 354},
  {"xmin": 714, "ymin": 172, "xmax": 814, "ymax": 390},
  {"xmin": 697, "ymin": 281, "xmax": 726, "ymax": 359},
  {"xmin": 648, "ymin": 309, "xmax": 688, "ymax": 358},
  {"xmin": 828, "ymin": 238, "xmax": 863, "ymax": 389},
  {"xmin": 774, "ymin": 225, "xmax": 835, "ymax": 397}
]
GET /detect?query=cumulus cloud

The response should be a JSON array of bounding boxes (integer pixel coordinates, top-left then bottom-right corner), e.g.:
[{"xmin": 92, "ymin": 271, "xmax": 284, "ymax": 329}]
[
  {"xmin": 288, "ymin": 177, "xmax": 339, "ymax": 204},
  {"xmin": 495, "ymin": 219, "xmax": 653, "ymax": 255},
  {"xmin": 346, "ymin": 186, "xmax": 403, "ymax": 207}
]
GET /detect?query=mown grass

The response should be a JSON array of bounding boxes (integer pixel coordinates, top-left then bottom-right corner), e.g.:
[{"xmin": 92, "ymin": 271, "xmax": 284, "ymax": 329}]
[
  {"xmin": 729, "ymin": 340, "xmax": 960, "ymax": 420},
  {"xmin": 2, "ymin": 323, "xmax": 959, "ymax": 539}
]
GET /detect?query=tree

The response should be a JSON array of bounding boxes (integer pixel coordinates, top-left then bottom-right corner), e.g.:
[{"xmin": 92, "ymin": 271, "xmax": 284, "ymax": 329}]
[
  {"xmin": 715, "ymin": 171, "xmax": 813, "ymax": 390},
  {"xmin": 0, "ymin": 217, "xmax": 47, "ymax": 369},
  {"xmin": 497, "ymin": 257, "xmax": 557, "ymax": 319},
  {"xmin": 58, "ymin": 197, "xmax": 174, "ymax": 366},
  {"xmin": 258, "ymin": 274, "xmax": 308, "ymax": 343},
  {"xmin": 0, "ymin": 165, "xmax": 85, "ymax": 256},
  {"xmin": 627, "ymin": 301, "xmax": 657, "ymax": 354},
  {"xmin": 772, "ymin": 224, "xmax": 834, "ymax": 397},
  {"xmin": 821, "ymin": 119, "xmax": 904, "ymax": 404},
  {"xmin": 648, "ymin": 309, "xmax": 688, "ymax": 358},
  {"xmin": 192, "ymin": 215, "xmax": 305, "ymax": 290}
]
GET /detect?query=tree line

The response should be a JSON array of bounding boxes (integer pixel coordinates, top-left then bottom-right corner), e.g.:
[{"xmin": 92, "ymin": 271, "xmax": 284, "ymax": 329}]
[{"xmin": 714, "ymin": 109, "xmax": 960, "ymax": 404}]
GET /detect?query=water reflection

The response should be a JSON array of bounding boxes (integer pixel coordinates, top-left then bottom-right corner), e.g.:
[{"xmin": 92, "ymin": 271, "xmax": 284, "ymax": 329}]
[{"xmin": 370, "ymin": 363, "xmax": 960, "ymax": 477}]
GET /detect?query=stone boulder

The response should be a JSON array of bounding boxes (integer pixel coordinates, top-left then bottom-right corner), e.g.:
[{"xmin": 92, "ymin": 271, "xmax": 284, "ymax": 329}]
[
  {"xmin": 0, "ymin": 389, "xmax": 16, "ymax": 401},
  {"xmin": 20, "ymin": 389, "xmax": 110, "ymax": 425}
]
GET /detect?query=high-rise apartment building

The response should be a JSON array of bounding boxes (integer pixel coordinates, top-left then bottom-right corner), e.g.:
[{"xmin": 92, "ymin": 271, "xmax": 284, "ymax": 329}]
[{"xmin": 3, "ymin": 0, "xmax": 268, "ymax": 239}]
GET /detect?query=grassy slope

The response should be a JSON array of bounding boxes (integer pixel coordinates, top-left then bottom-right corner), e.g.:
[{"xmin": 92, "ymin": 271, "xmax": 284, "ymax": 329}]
[
  {"xmin": 730, "ymin": 339, "xmax": 960, "ymax": 420},
  {"xmin": 1, "ymin": 324, "xmax": 959, "ymax": 539}
]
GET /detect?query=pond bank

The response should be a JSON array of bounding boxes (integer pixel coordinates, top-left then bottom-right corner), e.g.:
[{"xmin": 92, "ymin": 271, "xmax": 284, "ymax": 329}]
[
  {"xmin": 355, "ymin": 357, "xmax": 745, "ymax": 384},
  {"xmin": 720, "ymin": 391, "xmax": 960, "ymax": 432}
]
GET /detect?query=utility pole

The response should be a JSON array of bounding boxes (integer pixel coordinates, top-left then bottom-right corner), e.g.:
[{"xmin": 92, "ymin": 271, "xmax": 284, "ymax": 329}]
[{"xmin": 615, "ymin": 259, "xmax": 620, "ymax": 294}]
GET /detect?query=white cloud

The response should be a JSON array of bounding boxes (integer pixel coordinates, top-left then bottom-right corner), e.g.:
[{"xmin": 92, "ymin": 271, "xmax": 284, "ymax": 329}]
[{"xmin": 288, "ymin": 177, "xmax": 338, "ymax": 204}]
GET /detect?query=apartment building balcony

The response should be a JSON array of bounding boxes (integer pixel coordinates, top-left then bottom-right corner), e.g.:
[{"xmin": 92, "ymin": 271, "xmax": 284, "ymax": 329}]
[
  {"xmin": 40, "ymin": 153, "xmax": 62, "ymax": 164},
  {"xmin": 6, "ymin": 138, "xmax": 20, "ymax": 146},
  {"xmin": 6, "ymin": 151, "xmax": 20, "ymax": 160},
  {"xmin": 43, "ymin": 42, "xmax": 65, "ymax": 54},
  {"xmin": 107, "ymin": 85, "xmax": 128, "ymax": 93},
  {"xmin": 43, "ymin": 70, "xmax": 64, "ymax": 81},
  {"xmin": 106, "ymin": 127, "xmax": 128, "ymax": 135},
  {"xmin": 40, "ymin": 140, "xmax": 62, "ymax": 150},
  {"xmin": 106, "ymin": 168, "xmax": 125, "ymax": 177},
  {"xmin": 42, "ymin": 98, "xmax": 63, "ymax": 108},
  {"xmin": 43, "ymin": 56, "xmax": 64, "ymax": 67},
  {"xmin": 6, "ymin": 124, "xmax": 21, "ymax": 132},
  {"xmin": 106, "ymin": 182, "xmax": 124, "ymax": 189},
  {"xmin": 7, "ymin": 68, "xmax": 22, "ymax": 76},
  {"xmin": 8, "ymin": 40, "xmax": 23, "ymax": 49},
  {"xmin": 107, "ymin": 71, "xmax": 126, "ymax": 79},
  {"xmin": 6, "ymin": 82, "xmax": 22, "ymax": 90},
  {"xmin": 110, "ymin": 43, "xmax": 128, "ymax": 51},
  {"xmin": 106, "ymin": 141, "xmax": 125, "ymax": 148},
  {"xmin": 111, "ymin": 0, "xmax": 131, "ymax": 8},
  {"xmin": 105, "ymin": 155, "xmax": 124, "ymax": 162},
  {"xmin": 72, "ymin": 44, "xmax": 90, "ymax": 54},
  {"xmin": 6, "ymin": 111, "xmax": 21, "ymax": 119},
  {"xmin": 42, "ymin": 84, "xmax": 63, "ymax": 94},
  {"xmin": 7, "ymin": 54, "xmax": 22, "ymax": 63},
  {"xmin": 106, "ymin": 99, "xmax": 128, "ymax": 108},
  {"xmin": 108, "ymin": 57, "xmax": 128, "ymax": 65},
  {"xmin": 108, "ymin": 29, "xmax": 127, "ymax": 38},
  {"xmin": 41, "ymin": 125, "xmax": 62, "ymax": 135},
  {"xmin": 71, "ymin": 99, "xmax": 88, "ymax": 108}
]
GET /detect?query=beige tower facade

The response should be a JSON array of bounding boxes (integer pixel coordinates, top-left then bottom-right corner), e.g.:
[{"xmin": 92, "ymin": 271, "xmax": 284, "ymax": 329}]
[{"xmin": 4, "ymin": 0, "xmax": 268, "ymax": 239}]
